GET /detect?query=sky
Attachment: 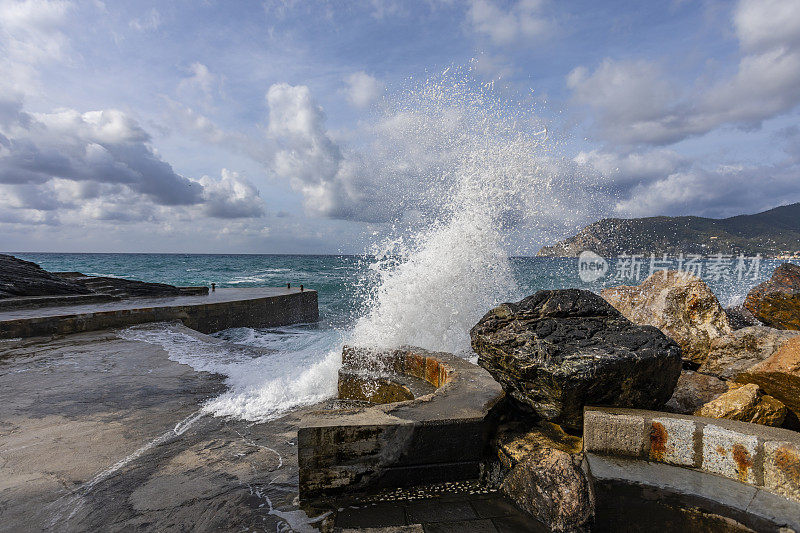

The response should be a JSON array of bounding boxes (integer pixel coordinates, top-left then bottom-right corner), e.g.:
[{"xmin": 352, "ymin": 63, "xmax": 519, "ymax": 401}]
[{"xmin": 1, "ymin": 0, "xmax": 799, "ymax": 254}]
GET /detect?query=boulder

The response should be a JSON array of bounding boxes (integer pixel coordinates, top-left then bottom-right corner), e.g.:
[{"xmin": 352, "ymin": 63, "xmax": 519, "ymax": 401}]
[
  {"xmin": 494, "ymin": 422, "xmax": 592, "ymax": 532},
  {"xmin": 725, "ymin": 304, "xmax": 761, "ymax": 330},
  {"xmin": 0, "ymin": 254, "xmax": 90, "ymax": 298},
  {"xmin": 698, "ymin": 326, "xmax": 800, "ymax": 380},
  {"xmin": 601, "ymin": 271, "xmax": 732, "ymax": 365},
  {"xmin": 744, "ymin": 263, "xmax": 800, "ymax": 330},
  {"xmin": 0, "ymin": 254, "xmax": 189, "ymax": 302},
  {"xmin": 664, "ymin": 370, "xmax": 728, "ymax": 414},
  {"xmin": 737, "ymin": 336, "xmax": 800, "ymax": 418},
  {"xmin": 471, "ymin": 289, "xmax": 682, "ymax": 430},
  {"xmin": 694, "ymin": 383, "xmax": 787, "ymax": 427}
]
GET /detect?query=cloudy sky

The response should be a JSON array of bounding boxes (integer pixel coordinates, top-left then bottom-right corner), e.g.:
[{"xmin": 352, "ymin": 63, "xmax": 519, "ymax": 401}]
[{"xmin": 1, "ymin": 0, "xmax": 799, "ymax": 254}]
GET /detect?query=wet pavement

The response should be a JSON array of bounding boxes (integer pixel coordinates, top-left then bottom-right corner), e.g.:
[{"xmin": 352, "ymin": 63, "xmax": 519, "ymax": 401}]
[
  {"xmin": 0, "ymin": 326, "xmax": 542, "ymax": 532},
  {"xmin": 0, "ymin": 327, "xmax": 321, "ymax": 532}
]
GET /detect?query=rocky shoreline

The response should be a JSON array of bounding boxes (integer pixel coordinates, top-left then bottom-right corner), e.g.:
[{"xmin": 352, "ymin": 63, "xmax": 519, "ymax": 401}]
[
  {"xmin": 462, "ymin": 262, "xmax": 800, "ymax": 531},
  {"xmin": 2, "ymin": 255, "xmax": 800, "ymax": 531},
  {"xmin": 0, "ymin": 254, "xmax": 206, "ymax": 302}
]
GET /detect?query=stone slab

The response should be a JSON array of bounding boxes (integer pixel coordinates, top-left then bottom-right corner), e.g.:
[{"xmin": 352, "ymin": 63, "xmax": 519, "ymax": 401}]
[
  {"xmin": 701, "ymin": 424, "xmax": 760, "ymax": 485},
  {"xmin": 764, "ymin": 440, "xmax": 800, "ymax": 501},
  {"xmin": 586, "ymin": 454, "xmax": 758, "ymax": 512},
  {"xmin": 328, "ymin": 482, "xmax": 544, "ymax": 533},
  {"xmin": 339, "ymin": 527, "xmax": 424, "ymax": 533},
  {"xmin": 649, "ymin": 416, "xmax": 696, "ymax": 466},
  {"xmin": 747, "ymin": 489, "xmax": 800, "ymax": 532},
  {"xmin": 583, "ymin": 410, "xmax": 646, "ymax": 457}
]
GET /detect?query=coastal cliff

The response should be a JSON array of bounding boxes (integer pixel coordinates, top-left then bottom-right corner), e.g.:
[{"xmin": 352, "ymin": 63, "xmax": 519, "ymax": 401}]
[{"xmin": 537, "ymin": 202, "xmax": 800, "ymax": 257}]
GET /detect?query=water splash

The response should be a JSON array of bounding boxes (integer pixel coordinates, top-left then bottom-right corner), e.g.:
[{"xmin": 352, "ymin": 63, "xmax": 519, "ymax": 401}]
[
  {"xmin": 348, "ymin": 70, "xmax": 558, "ymax": 355},
  {"xmin": 119, "ymin": 324, "xmax": 341, "ymax": 422},
  {"xmin": 120, "ymin": 69, "xmax": 577, "ymax": 421}
]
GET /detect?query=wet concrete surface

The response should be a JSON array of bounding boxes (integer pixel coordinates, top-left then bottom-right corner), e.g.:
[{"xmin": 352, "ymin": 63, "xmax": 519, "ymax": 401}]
[
  {"xmin": 0, "ymin": 329, "xmax": 322, "ymax": 532},
  {"xmin": 0, "ymin": 328, "xmax": 542, "ymax": 532}
]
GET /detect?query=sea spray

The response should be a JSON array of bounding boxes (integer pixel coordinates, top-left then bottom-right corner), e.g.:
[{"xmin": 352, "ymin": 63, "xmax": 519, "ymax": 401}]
[
  {"xmin": 348, "ymin": 71, "xmax": 558, "ymax": 355},
  {"xmin": 119, "ymin": 70, "xmax": 573, "ymax": 421}
]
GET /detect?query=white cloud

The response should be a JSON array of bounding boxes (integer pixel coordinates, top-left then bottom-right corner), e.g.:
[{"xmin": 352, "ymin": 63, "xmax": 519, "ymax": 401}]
[
  {"xmin": 262, "ymin": 78, "xmax": 598, "ymax": 232},
  {"xmin": 734, "ymin": 0, "xmax": 800, "ymax": 52},
  {"xmin": 199, "ymin": 169, "xmax": 265, "ymax": 219},
  {"xmin": 129, "ymin": 7, "xmax": 160, "ymax": 32},
  {"xmin": 574, "ymin": 148, "xmax": 688, "ymax": 187},
  {"xmin": 0, "ymin": 98, "xmax": 266, "ymax": 224},
  {"xmin": 468, "ymin": 0, "xmax": 551, "ymax": 46},
  {"xmin": 568, "ymin": 0, "xmax": 800, "ymax": 146},
  {"xmin": 0, "ymin": 0, "xmax": 71, "ymax": 94},
  {"xmin": 267, "ymin": 83, "xmax": 342, "ymax": 204},
  {"xmin": 470, "ymin": 52, "xmax": 515, "ymax": 80},
  {"xmin": 614, "ymin": 164, "xmax": 800, "ymax": 218},
  {"xmin": 368, "ymin": 0, "xmax": 403, "ymax": 20},
  {"xmin": 344, "ymin": 71, "xmax": 384, "ymax": 108},
  {"xmin": 177, "ymin": 62, "xmax": 221, "ymax": 106}
]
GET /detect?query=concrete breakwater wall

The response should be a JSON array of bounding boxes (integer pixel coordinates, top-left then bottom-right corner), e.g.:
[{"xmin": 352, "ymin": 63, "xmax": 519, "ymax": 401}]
[{"xmin": 0, "ymin": 287, "xmax": 318, "ymax": 338}]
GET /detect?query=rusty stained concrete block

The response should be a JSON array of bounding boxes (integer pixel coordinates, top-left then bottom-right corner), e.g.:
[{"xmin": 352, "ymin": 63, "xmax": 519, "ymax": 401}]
[
  {"xmin": 764, "ymin": 440, "xmax": 800, "ymax": 501},
  {"xmin": 702, "ymin": 424, "xmax": 759, "ymax": 485},
  {"xmin": 583, "ymin": 411, "xmax": 646, "ymax": 458},
  {"xmin": 649, "ymin": 417, "xmax": 697, "ymax": 467}
]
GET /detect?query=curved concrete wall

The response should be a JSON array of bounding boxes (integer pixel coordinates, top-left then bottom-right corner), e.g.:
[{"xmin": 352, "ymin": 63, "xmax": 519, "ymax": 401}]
[
  {"xmin": 583, "ymin": 407, "xmax": 800, "ymax": 531},
  {"xmin": 298, "ymin": 346, "xmax": 504, "ymax": 500}
]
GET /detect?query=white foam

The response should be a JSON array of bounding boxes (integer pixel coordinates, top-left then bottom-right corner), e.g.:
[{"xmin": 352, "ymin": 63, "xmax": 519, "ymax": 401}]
[{"xmin": 119, "ymin": 325, "xmax": 342, "ymax": 422}]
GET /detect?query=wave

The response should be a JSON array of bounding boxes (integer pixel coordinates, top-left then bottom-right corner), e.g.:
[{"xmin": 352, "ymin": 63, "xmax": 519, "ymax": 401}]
[{"xmin": 119, "ymin": 324, "xmax": 342, "ymax": 422}]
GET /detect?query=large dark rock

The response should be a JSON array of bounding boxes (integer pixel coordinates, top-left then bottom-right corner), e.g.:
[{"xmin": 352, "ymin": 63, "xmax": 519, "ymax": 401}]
[
  {"xmin": 744, "ymin": 263, "xmax": 800, "ymax": 330},
  {"xmin": 470, "ymin": 289, "xmax": 682, "ymax": 430},
  {"xmin": 0, "ymin": 254, "xmax": 90, "ymax": 298},
  {"xmin": 0, "ymin": 254, "xmax": 189, "ymax": 301}
]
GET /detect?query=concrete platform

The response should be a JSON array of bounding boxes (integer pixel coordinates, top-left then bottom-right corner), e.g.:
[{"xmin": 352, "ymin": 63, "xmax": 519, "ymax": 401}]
[
  {"xmin": 0, "ymin": 326, "xmax": 323, "ymax": 532},
  {"xmin": 583, "ymin": 406, "xmax": 800, "ymax": 531},
  {"xmin": 0, "ymin": 287, "xmax": 318, "ymax": 338}
]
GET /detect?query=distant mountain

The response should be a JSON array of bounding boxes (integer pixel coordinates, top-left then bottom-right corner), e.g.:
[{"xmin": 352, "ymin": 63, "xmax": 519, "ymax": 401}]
[{"xmin": 537, "ymin": 203, "xmax": 800, "ymax": 258}]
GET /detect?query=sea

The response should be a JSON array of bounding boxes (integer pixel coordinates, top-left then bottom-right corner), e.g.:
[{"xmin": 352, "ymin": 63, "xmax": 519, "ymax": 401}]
[{"xmin": 11, "ymin": 252, "xmax": 797, "ymax": 423}]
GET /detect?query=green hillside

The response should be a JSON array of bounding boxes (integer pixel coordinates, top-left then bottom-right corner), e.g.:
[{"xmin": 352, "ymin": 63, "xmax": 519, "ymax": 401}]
[{"xmin": 537, "ymin": 203, "xmax": 800, "ymax": 257}]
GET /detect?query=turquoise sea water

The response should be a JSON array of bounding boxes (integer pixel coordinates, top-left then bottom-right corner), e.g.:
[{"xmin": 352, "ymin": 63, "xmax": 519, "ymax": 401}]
[
  {"xmin": 9, "ymin": 252, "xmax": 798, "ymax": 421},
  {"xmin": 13, "ymin": 252, "xmax": 796, "ymax": 319}
]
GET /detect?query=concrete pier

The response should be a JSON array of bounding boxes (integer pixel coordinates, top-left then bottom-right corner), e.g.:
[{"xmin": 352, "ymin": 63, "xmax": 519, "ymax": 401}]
[{"xmin": 0, "ymin": 287, "xmax": 318, "ymax": 338}]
